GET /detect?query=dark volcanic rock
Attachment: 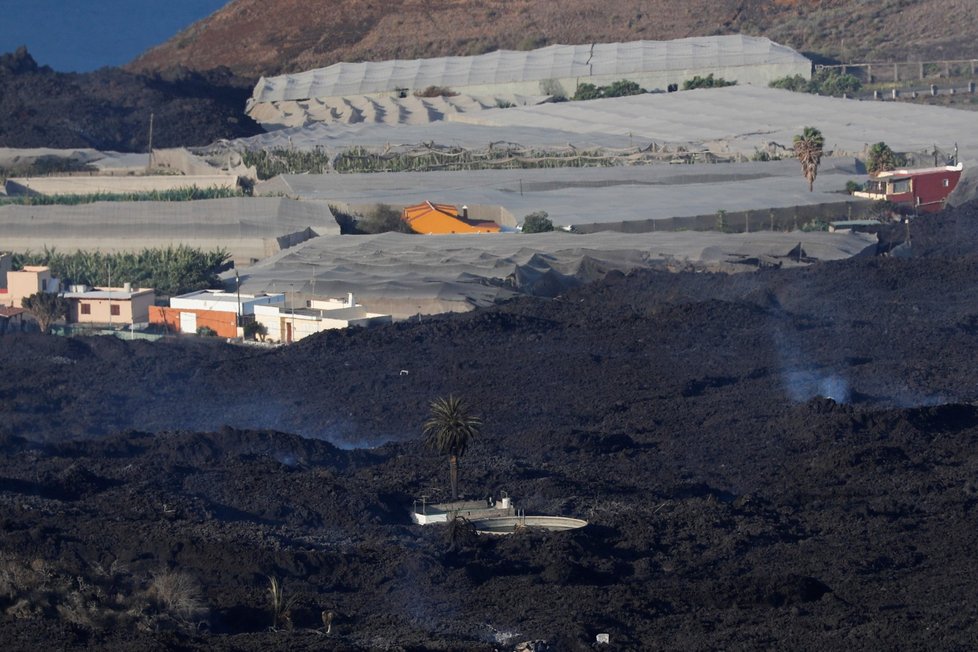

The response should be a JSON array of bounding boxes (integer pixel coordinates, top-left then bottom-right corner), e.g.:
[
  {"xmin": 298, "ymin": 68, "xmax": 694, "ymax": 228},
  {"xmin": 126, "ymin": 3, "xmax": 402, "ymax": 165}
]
[
  {"xmin": 0, "ymin": 48, "xmax": 261, "ymax": 151},
  {"xmin": 4, "ymin": 202, "xmax": 978, "ymax": 649}
]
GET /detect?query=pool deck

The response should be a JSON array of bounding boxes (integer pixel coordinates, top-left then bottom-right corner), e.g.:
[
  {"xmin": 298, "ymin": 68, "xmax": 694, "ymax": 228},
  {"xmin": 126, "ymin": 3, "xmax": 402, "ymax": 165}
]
[{"xmin": 411, "ymin": 498, "xmax": 514, "ymax": 525}]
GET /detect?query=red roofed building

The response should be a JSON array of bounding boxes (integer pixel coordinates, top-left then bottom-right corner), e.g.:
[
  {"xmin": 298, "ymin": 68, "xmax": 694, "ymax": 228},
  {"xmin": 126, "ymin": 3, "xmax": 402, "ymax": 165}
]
[
  {"xmin": 402, "ymin": 202, "xmax": 500, "ymax": 234},
  {"xmin": 854, "ymin": 163, "xmax": 963, "ymax": 214}
]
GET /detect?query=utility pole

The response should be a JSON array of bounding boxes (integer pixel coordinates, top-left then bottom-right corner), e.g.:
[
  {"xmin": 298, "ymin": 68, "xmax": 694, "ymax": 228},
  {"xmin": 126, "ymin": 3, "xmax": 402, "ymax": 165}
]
[
  {"xmin": 289, "ymin": 283, "xmax": 296, "ymax": 343},
  {"xmin": 146, "ymin": 113, "xmax": 155, "ymax": 171},
  {"xmin": 107, "ymin": 263, "xmax": 112, "ymax": 329}
]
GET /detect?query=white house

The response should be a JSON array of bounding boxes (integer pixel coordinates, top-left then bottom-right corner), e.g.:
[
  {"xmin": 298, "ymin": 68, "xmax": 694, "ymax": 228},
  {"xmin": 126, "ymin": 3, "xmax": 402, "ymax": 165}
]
[
  {"xmin": 254, "ymin": 293, "xmax": 392, "ymax": 343},
  {"xmin": 150, "ymin": 289, "xmax": 285, "ymax": 337}
]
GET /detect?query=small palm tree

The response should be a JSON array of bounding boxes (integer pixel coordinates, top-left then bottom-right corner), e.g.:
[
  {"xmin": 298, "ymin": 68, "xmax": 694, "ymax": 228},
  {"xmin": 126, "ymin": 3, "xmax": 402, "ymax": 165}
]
[
  {"xmin": 793, "ymin": 127, "xmax": 825, "ymax": 192},
  {"xmin": 866, "ymin": 142, "xmax": 903, "ymax": 174},
  {"xmin": 422, "ymin": 395, "xmax": 482, "ymax": 500}
]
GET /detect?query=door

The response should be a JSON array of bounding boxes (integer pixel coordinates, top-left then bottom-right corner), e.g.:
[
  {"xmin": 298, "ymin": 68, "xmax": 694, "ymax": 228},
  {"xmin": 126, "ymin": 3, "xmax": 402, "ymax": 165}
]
[
  {"xmin": 179, "ymin": 312, "xmax": 197, "ymax": 334},
  {"xmin": 285, "ymin": 321, "xmax": 293, "ymax": 343}
]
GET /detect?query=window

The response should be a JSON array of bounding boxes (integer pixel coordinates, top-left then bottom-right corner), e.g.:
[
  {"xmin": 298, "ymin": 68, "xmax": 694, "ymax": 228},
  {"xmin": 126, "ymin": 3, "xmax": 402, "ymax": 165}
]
[
  {"xmin": 110, "ymin": 304, "xmax": 120, "ymax": 316},
  {"xmin": 890, "ymin": 179, "xmax": 910, "ymax": 194},
  {"xmin": 80, "ymin": 304, "xmax": 91, "ymax": 315}
]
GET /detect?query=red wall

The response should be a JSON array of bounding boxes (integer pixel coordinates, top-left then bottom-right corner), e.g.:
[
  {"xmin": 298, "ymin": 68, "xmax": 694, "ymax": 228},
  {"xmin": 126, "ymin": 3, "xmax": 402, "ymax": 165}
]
[{"xmin": 149, "ymin": 306, "xmax": 237, "ymax": 338}]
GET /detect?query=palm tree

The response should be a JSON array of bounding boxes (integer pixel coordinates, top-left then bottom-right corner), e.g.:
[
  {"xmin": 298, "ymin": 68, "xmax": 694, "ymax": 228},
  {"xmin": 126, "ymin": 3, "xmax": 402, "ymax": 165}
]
[
  {"xmin": 866, "ymin": 142, "xmax": 903, "ymax": 174},
  {"xmin": 793, "ymin": 127, "xmax": 825, "ymax": 192},
  {"xmin": 422, "ymin": 395, "xmax": 483, "ymax": 500}
]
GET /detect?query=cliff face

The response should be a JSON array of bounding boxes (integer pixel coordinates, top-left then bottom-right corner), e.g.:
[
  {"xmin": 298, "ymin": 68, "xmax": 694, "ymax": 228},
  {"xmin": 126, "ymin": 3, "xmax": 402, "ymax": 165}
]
[{"xmin": 127, "ymin": 0, "xmax": 978, "ymax": 78}]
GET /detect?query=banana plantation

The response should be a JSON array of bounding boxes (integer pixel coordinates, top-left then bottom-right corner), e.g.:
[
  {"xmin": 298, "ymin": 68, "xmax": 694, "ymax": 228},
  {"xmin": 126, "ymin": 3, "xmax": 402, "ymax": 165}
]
[
  {"xmin": 13, "ymin": 245, "xmax": 231, "ymax": 297},
  {"xmin": 0, "ymin": 186, "xmax": 243, "ymax": 206}
]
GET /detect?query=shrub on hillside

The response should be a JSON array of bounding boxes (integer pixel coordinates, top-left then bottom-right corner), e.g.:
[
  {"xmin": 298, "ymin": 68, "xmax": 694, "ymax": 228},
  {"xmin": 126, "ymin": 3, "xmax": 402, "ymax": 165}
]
[
  {"xmin": 573, "ymin": 80, "xmax": 644, "ymax": 101},
  {"xmin": 682, "ymin": 74, "xmax": 736, "ymax": 90},
  {"xmin": 414, "ymin": 85, "xmax": 459, "ymax": 98},
  {"xmin": 522, "ymin": 211, "xmax": 555, "ymax": 233},
  {"xmin": 360, "ymin": 204, "xmax": 415, "ymax": 234},
  {"xmin": 770, "ymin": 69, "xmax": 861, "ymax": 97}
]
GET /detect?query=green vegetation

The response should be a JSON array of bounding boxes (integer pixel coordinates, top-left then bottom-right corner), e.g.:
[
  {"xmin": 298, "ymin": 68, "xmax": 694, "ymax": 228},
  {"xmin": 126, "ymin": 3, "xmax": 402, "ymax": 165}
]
[
  {"xmin": 715, "ymin": 209, "xmax": 728, "ymax": 232},
  {"xmin": 751, "ymin": 149, "xmax": 783, "ymax": 162},
  {"xmin": 521, "ymin": 211, "xmax": 554, "ymax": 233},
  {"xmin": 573, "ymin": 79, "xmax": 644, "ymax": 101},
  {"xmin": 0, "ymin": 156, "xmax": 97, "ymax": 182},
  {"xmin": 333, "ymin": 144, "xmax": 617, "ymax": 174},
  {"xmin": 0, "ymin": 185, "xmax": 243, "ymax": 206},
  {"xmin": 423, "ymin": 395, "xmax": 483, "ymax": 500},
  {"xmin": 801, "ymin": 219, "xmax": 830, "ymax": 232},
  {"xmin": 242, "ymin": 148, "xmax": 332, "ymax": 180},
  {"xmin": 21, "ymin": 291, "xmax": 70, "ymax": 333},
  {"xmin": 682, "ymin": 74, "xmax": 736, "ymax": 90},
  {"xmin": 13, "ymin": 245, "xmax": 231, "ymax": 297},
  {"xmin": 866, "ymin": 142, "xmax": 906, "ymax": 174},
  {"xmin": 243, "ymin": 321, "xmax": 267, "ymax": 341},
  {"xmin": 770, "ymin": 69, "xmax": 862, "ymax": 97},
  {"xmin": 196, "ymin": 326, "xmax": 217, "ymax": 337},
  {"xmin": 793, "ymin": 127, "xmax": 825, "ymax": 192},
  {"xmin": 846, "ymin": 180, "xmax": 863, "ymax": 194}
]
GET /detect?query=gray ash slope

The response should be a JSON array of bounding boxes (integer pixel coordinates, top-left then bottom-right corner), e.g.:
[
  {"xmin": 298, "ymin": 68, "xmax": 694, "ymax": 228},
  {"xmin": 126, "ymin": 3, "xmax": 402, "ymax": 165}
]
[{"xmin": 3, "ymin": 202, "xmax": 978, "ymax": 649}]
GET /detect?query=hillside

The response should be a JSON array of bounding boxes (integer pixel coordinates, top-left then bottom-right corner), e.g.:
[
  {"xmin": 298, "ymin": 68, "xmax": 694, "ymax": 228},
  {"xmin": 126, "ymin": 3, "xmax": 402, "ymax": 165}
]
[
  {"xmin": 0, "ymin": 48, "xmax": 262, "ymax": 152},
  {"xmin": 129, "ymin": 0, "xmax": 978, "ymax": 78}
]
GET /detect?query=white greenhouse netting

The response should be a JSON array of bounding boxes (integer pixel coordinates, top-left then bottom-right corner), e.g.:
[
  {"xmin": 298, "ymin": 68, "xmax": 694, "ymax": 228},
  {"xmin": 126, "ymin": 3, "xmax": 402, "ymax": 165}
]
[
  {"xmin": 0, "ymin": 198, "xmax": 339, "ymax": 262},
  {"xmin": 251, "ymin": 35, "xmax": 809, "ymax": 104}
]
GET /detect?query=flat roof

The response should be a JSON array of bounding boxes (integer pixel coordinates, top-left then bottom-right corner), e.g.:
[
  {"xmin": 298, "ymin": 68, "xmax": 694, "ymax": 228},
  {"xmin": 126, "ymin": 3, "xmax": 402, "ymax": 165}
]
[
  {"xmin": 173, "ymin": 289, "xmax": 281, "ymax": 302},
  {"xmin": 62, "ymin": 288, "xmax": 154, "ymax": 300},
  {"xmin": 874, "ymin": 163, "xmax": 963, "ymax": 179}
]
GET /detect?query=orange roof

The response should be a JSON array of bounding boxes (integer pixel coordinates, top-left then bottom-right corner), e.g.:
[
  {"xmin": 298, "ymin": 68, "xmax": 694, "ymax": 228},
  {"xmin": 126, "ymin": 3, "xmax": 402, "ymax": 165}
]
[{"xmin": 402, "ymin": 201, "xmax": 500, "ymax": 235}]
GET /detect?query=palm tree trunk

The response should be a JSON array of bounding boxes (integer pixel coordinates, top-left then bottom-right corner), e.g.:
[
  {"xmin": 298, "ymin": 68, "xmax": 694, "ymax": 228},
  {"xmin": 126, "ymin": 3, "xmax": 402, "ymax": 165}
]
[{"xmin": 449, "ymin": 454, "xmax": 459, "ymax": 500}]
